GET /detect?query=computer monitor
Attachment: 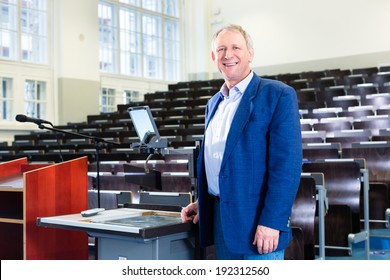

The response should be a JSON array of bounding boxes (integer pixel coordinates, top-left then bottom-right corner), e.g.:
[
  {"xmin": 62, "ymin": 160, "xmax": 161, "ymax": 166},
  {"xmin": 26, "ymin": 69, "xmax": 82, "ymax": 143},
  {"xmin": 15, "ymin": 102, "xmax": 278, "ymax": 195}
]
[{"xmin": 127, "ymin": 106, "xmax": 167, "ymax": 148}]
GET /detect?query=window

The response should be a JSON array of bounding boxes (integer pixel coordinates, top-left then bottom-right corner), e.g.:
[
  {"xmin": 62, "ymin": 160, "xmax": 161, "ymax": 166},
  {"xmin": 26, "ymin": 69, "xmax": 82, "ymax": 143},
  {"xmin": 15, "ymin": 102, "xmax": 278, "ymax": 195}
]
[
  {"xmin": 24, "ymin": 79, "xmax": 47, "ymax": 118},
  {"xmin": 99, "ymin": 0, "xmax": 181, "ymax": 81},
  {"xmin": 123, "ymin": 89, "xmax": 139, "ymax": 103},
  {"xmin": 0, "ymin": 0, "xmax": 48, "ymax": 64},
  {"xmin": 164, "ymin": 18, "xmax": 179, "ymax": 81},
  {"xmin": 20, "ymin": 0, "xmax": 48, "ymax": 63},
  {"xmin": 0, "ymin": 77, "xmax": 13, "ymax": 120},
  {"xmin": 0, "ymin": 0, "xmax": 18, "ymax": 59},
  {"xmin": 119, "ymin": 7, "xmax": 141, "ymax": 76},
  {"xmin": 99, "ymin": 2, "xmax": 117, "ymax": 72},
  {"xmin": 100, "ymin": 87, "xmax": 116, "ymax": 112}
]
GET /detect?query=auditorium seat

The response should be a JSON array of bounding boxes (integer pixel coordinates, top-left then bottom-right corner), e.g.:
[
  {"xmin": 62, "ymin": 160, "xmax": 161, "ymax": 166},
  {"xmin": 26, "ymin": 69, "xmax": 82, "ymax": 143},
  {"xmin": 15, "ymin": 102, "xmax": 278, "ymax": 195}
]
[
  {"xmin": 289, "ymin": 79, "xmax": 309, "ymax": 90},
  {"xmin": 285, "ymin": 227, "xmax": 305, "ymax": 260},
  {"xmin": 313, "ymin": 120, "xmax": 352, "ymax": 136},
  {"xmin": 326, "ymin": 137, "xmax": 370, "ymax": 149},
  {"xmin": 371, "ymin": 135, "xmax": 390, "ymax": 142},
  {"xmin": 324, "ymin": 69, "xmax": 351, "ymax": 79},
  {"xmin": 301, "ymin": 111, "xmax": 337, "ymax": 120},
  {"xmin": 361, "ymin": 93, "xmax": 390, "ymax": 109},
  {"xmin": 342, "ymin": 141, "xmax": 390, "ymax": 187},
  {"xmin": 87, "ymin": 113, "xmax": 115, "ymax": 125},
  {"xmin": 365, "ymin": 72, "xmax": 390, "ymax": 88},
  {"xmin": 300, "ymin": 123, "xmax": 312, "ymax": 131},
  {"xmin": 302, "ymin": 160, "xmax": 369, "ymax": 257},
  {"xmin": 302, "ymin": 142, "xmax": 340, "ymax": 161},
  {"xmin": 335, "ymin": 75, "xmax": 364, "ymax": 88},
  {"xmin": 0, "ymin": 146, "xmax": 18, "ymax": 160},
  {"xmin": 286, "ymin": 175, "xmax": 317, "ymax": 260},
  {"xmin": 379, "ymin": 66, "xmax": 390, "ymax": 72},
  {"xmin": 353, "ymin": 115, "xmax": 390, "ymax": 136},
  {"xmin": 298, "ymin": 101, "xmax": 326, "ymax": 112},
  {"xmin": 377, "ymin": 108, "xmax": 390, "ymax": 116},
  {"xmin": 338, "ymin": 138, "xmax": 390, "ymax": 247},
  {"xmin": 277, "ymin": 73, "xmax": 301, "ymax": 84},
  {"xmin": 300, "ymin": 70, "xmax": 326, "ymax": 81},
  {"xmin": 347, "ymin": 84, "xmax": 378, "ymax": 100},
  {"xmin": 301, "ymin": 131, "xmax": 326, "ymax": 144},
  {"xmin": 325, "ymin": 129, "xmax": 371, "ymax": 148},
  {"xmin": 316, "ymin": 87, "xmax": 345, "ymax": 102},
  {"xmin": 338, "ymin": 109, "xmax": 375, "ymax": 120},
  {"xmin": 313, "ymin": 107, "xmax": 343, "ymax": 117},
  {"xmin": 378, "ymin": 84, "xmax": 390, "ymax": 94},
  {"xmin": 361, "ymin": 182, "xmax": 390, "ymax": 229},
  {"xmin": 309, "ymin": 77, "xmax": 336, "ymax": 91},
  {"xmin": 378, "ymin": 128, "xmax": 390, "ymax": 136},
  {"xmin": 327, "ymin": 96, "xmax": 360, "ymax": 111},
  {"xmin": 296, "ymin": 88, "xmax": 317, "ymax": 103},
  {"xmin": 13, "ymin": 134, "xmax": 37, "ymax": 146},
  {"xmin": 351, "ymin": 66, "xmax": 378, "ymax": 77}
]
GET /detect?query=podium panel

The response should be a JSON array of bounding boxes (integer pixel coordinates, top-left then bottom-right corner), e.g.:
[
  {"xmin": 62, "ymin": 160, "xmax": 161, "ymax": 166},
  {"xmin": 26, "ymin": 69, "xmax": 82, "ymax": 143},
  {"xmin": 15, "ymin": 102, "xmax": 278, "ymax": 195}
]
[{"xmin": 0, "ymin": 157, "xmax": 89, "ymax": 260}]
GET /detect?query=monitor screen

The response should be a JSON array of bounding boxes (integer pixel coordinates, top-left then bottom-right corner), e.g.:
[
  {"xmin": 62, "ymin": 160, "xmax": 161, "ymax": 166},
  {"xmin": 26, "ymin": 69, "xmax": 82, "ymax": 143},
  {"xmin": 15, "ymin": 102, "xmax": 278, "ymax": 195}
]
[{"xmin": 127, "ymin": 106, "xmax": 160, "ymax": 144}]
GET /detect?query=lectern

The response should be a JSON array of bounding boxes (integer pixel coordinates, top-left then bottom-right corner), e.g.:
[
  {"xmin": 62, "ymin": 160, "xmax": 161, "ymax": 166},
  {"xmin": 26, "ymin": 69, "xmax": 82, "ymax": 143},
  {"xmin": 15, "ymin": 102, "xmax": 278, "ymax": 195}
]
[{"xmin": 0, "ymin": 157, "xmax": 89, "ymax": 259}]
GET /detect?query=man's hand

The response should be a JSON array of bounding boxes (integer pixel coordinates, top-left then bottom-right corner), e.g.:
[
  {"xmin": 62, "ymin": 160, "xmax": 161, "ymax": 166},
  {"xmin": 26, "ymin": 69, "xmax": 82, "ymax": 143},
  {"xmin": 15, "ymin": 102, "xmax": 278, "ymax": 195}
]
[
  {"xmin": 181, "ymin": 201, "xmax": 199, "ymax": 224},
  {"xmin": 252, "ymin": 225, "xmax": 280, "ymax": 254}
]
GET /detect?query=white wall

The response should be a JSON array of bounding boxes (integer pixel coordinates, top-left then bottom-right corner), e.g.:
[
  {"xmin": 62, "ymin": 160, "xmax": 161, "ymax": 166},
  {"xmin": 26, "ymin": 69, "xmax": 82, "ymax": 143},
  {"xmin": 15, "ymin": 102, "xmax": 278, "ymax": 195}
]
[
  {"xmin": 54, "ymin": 0, "xmax": 100, "ymax": 81},
  {"xmin": 187, "ymin": 0, "xmax": 390, "ymax": 78}
]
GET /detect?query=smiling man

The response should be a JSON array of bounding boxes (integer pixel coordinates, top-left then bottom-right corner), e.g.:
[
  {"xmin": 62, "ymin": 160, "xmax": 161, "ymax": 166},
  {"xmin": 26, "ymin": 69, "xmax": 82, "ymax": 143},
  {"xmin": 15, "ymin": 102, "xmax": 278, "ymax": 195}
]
[
  {"xmin": 211, "ymin": 25, "xmax": 254, "ymax": 89},
  {"xmin": 181, "ymin": 24, "xmax": 302, "ymax": 260}
]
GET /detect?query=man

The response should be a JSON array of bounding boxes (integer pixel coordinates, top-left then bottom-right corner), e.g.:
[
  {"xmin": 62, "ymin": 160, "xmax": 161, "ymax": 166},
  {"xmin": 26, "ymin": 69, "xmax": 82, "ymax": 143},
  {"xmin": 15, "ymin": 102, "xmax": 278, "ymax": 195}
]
[{"xmin": 181, "ymin": 24, "xmax": 302, "ymax": 260}]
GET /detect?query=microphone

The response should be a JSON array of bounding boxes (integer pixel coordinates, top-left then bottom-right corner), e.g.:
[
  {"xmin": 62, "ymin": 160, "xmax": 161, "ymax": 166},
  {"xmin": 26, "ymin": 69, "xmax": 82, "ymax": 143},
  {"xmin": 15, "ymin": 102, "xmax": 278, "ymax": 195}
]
[{"xmin": 15, "ymin": 114, "xmax": 53, "ymax": 126}]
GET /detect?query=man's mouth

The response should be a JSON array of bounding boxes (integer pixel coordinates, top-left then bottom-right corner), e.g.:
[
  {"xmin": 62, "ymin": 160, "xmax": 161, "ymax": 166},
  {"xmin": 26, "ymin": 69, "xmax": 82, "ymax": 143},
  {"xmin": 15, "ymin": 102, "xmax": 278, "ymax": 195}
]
[{"xmin": 223, "ymin": 62, "xmax": 238, "ymax": 67}]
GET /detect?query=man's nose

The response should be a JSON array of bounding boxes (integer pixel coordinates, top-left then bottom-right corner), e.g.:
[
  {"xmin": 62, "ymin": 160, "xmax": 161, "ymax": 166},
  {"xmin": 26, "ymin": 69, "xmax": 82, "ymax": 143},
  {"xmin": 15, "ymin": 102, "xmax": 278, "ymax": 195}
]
[{"xmin": 224, "ymin": 50, "xmax": 232, "ymax": 59}]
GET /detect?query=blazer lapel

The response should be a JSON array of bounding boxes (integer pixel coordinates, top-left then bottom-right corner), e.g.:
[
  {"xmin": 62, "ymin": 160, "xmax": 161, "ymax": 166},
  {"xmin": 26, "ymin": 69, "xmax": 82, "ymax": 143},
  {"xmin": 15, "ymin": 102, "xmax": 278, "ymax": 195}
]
[{"xmin": 221, "ymin": 75, "xmax": 261, "ymax": 169}]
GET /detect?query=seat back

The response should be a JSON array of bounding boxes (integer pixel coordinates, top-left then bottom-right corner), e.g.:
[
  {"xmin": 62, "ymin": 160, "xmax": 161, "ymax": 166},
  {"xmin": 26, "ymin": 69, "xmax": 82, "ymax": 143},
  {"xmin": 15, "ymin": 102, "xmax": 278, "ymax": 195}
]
[
  {"xmin": 302, "ymin": 143, "xmax": 340, "ymax": 161},
  {"xmin": 363, "ymin": 182, "xmax": 390, "ymax": 229},
  {"xmin": 342, "ymin": 142, "xmax": 390, "ymax": 187},
  {"xmin": 302, "ymin": 161, "xmax": 361, "ymax": 231},
  {"xmin": 290, "ymin": 175, "xmax": 317, "ymax": 259},
  {"xmin": 302, "ymin": 160, "xmax": 362, "ymax": 256}
]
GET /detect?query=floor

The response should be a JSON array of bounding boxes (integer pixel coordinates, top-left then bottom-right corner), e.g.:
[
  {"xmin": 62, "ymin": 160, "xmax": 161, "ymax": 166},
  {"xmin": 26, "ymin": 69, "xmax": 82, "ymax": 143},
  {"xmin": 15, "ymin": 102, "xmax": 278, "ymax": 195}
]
[{"xmin": 321, "ymin": 230, "xmax": 390, "ymax": 260}]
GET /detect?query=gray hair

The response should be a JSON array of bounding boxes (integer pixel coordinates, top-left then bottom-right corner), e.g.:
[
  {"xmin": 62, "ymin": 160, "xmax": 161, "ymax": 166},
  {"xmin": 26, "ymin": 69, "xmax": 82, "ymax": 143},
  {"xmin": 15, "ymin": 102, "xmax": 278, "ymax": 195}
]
[{"xmin": 211, "ymin": 24, "xmax": 254, "ymax": 51}]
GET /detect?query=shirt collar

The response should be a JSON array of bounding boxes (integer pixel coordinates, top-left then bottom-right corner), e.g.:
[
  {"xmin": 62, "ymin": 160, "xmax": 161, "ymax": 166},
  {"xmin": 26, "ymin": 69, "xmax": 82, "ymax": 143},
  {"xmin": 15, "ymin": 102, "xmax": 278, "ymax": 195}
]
[{"xmin": 219, "ymin": 71, "xmax": 254, "ymax": 99}]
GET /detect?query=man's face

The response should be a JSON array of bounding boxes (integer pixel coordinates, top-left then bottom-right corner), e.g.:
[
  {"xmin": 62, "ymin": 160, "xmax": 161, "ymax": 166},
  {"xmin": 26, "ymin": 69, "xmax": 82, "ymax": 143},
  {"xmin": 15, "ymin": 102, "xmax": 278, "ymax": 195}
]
[{"xmin": 211, "ymin": 30, "xmax": 254, "ymax": 88}]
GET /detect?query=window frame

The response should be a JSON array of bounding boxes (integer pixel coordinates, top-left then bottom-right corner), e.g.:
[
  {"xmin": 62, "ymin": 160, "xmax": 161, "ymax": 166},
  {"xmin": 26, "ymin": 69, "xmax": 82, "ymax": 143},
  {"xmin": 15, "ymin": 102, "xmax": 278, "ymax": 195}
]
[
  {"xmin": 0, "ymin": 0, "xmax": 49, "ymax": 64},
  {"xmin": 98, "ymin": 0, "xmax": 182, "ymax": 82}
]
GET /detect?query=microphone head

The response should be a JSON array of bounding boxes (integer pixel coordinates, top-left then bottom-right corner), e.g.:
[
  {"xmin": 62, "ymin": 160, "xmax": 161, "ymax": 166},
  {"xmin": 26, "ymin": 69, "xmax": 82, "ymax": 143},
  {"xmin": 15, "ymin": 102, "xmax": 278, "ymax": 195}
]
[{"xmin": 15, "ymin": 114, "xmax": 27, "ymax": 122}]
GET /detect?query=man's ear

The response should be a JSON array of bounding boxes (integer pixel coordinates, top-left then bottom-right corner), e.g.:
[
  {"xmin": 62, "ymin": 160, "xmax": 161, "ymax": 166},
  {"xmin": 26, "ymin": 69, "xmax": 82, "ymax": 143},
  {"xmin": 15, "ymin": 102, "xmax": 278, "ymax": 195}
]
[
  {"xmin": 211, "ymin": 51, "xmax": 216, "ymax": 62},
  {"xmin": 249, "ymin": 48, "xmax": 254, "ymax": 63}
]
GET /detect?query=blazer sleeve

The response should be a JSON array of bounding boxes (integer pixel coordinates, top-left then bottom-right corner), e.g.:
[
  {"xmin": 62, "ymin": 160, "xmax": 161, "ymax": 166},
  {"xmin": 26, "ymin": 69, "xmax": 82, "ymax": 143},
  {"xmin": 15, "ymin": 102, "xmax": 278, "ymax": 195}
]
[{"xmin": 258, "ymin": 85, "xmax": 302, "ymax": 232}]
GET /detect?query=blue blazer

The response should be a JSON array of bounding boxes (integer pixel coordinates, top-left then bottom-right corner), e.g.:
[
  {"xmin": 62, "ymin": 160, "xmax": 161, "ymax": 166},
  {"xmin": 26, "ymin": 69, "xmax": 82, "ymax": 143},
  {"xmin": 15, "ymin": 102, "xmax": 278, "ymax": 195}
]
[{"xmin": 196, "ymin": 73, "xmax": 302, "ymax": 254}]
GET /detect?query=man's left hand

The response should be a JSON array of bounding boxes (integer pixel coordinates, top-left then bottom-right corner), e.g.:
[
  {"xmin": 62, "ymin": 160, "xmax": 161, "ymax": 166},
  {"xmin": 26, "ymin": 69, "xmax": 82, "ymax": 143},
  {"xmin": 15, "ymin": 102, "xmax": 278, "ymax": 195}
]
[{"xmin": 252, "ymin": 225, "xmax": 280, "ymax": 254}]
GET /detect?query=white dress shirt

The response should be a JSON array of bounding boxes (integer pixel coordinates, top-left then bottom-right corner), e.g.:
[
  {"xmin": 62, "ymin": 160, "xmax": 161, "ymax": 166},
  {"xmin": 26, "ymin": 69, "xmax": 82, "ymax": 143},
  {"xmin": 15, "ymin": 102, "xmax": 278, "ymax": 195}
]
[{"xmin": 205, "ymin": 71, "xmax": 254, "ymax": 196}]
